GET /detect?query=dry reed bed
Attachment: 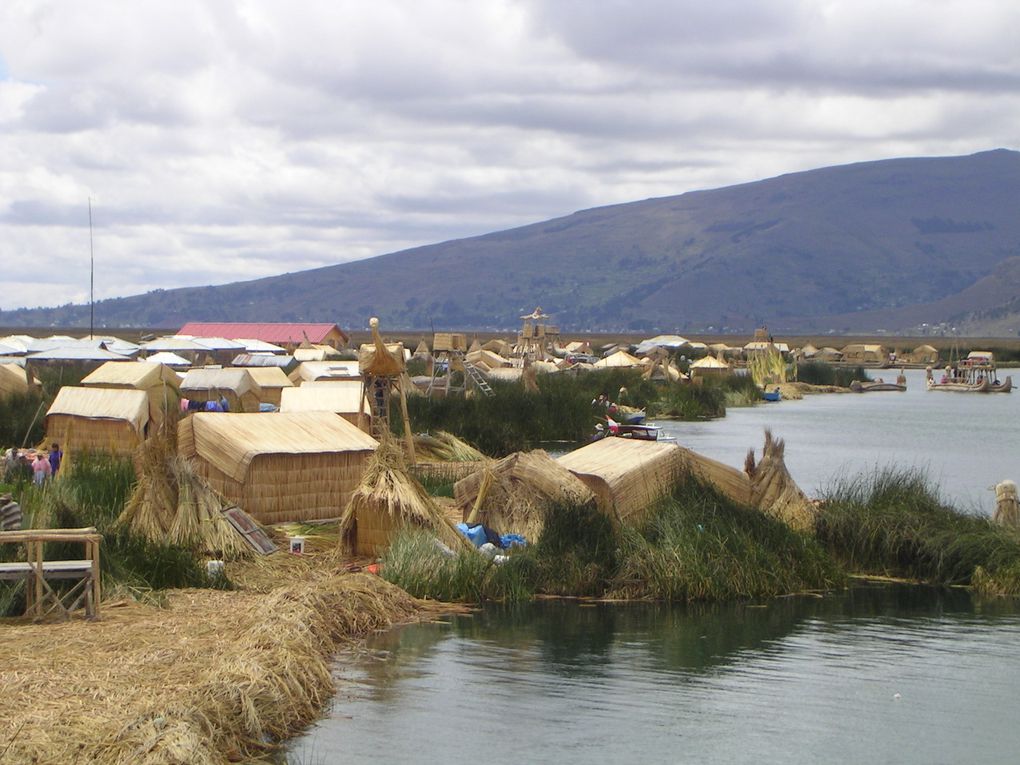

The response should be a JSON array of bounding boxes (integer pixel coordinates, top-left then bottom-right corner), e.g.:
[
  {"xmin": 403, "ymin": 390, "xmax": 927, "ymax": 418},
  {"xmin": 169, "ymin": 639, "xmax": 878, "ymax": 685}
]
[{"xmin": 0, "ymin": 572, "xmax": 426, "ymax": 765}]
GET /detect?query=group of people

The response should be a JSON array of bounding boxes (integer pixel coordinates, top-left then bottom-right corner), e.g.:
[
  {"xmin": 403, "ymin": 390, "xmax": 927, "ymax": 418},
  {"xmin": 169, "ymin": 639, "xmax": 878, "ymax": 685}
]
[{"xmin": 3, "ymin": 443, "xmax": 62, "ymax": 486}]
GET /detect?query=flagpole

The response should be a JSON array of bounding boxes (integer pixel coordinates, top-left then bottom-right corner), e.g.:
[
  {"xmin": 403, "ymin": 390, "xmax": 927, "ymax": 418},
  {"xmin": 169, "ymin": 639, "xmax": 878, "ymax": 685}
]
[{"xmin": 89, "ymin": 197, "xmax": 95, "ymax": 340}]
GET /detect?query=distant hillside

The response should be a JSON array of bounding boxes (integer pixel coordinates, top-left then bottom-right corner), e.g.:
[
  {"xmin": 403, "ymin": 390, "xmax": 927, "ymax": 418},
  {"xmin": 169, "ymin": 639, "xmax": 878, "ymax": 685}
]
[{"xmin": 4, "ymin": 149, "xmax": 1020, "ymax": 335}]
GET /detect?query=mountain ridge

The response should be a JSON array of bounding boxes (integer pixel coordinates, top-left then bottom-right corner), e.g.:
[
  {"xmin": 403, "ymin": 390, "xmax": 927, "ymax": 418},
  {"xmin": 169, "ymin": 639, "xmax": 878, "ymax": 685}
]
[{"xmin": 4, "ymin": 148, "xmax": 1020, "ymax": 335}]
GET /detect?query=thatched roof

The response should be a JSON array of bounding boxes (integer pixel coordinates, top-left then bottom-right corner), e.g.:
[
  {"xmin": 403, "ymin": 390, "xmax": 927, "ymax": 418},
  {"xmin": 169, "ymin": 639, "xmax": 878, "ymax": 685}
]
[
  {"xmin": 338, "ymin": 442, "xmax": 471, "ymax": 555},
  {"xmin": 290, "ymin": 361, "xmax": 361, "ymax": 384},
  {"xmin": 559, "ymin": 438, "xmax": 752, "ymax": 526},
  {"xmin": 294, "ymin": 344, "xmax": 343, "ymax": 362},
  {"xmin": 690, "ymin": 355, "xmax": 730, "ymax": 369},
  {"xmin": 46, "ymin": 387, "xmax": 149, "ymax": 435},
  {"xmin": 279, "ymin": 382, "xmax": 368, "ymax": 416},
  {"xmin": 466, "ymin": 349, "xmax": 509, "ymax": 370},
  {"xmin": 180, "ymin": 411, "xmax": 378, "ymax": 483},
  {"xmin": 358, "ymin": 319, "xmax": 405, "ymax": 377},
  {"xmin": 454, "ymin": 450, "xmax": 594, "ymax": 541},
  {"xmin": 594, "ymin": 350, "xmax": 642, "ymax": 368},
  {"xmin": 181, "ymin": 368, "xmax": 259, "ymax": 397},
  {"xmin": 82, "ymin": 361, "xmax": 180, "ymax": 390},
  {"xmin": 244, "ymin": 366, "xmax": 294, "ymax": 391}
]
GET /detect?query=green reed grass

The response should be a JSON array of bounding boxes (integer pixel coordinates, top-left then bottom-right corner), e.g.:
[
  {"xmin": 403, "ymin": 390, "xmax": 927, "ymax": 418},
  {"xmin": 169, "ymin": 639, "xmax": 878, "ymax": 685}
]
[
  {"xmin": 613, "ymin": 475, "xmax": 843, "ymax": 601},
  {"xmin": 796, "ymin": 361, "xmax": 872, "ymax": 387},
  {"xmin": 816, "ymin": 467, "xmax": 1020, "ymax": 589}
]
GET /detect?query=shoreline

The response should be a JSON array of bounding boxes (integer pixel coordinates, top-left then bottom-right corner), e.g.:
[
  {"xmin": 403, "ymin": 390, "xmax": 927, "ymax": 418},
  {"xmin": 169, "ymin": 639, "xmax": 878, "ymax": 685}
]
[{"xmin": 0, "ymin": 569, "xmax": 452, "ymax": 765}]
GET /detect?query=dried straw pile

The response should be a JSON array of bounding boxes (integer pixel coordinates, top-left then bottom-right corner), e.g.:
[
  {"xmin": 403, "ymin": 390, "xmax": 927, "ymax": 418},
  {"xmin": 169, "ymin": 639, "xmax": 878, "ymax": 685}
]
[
  {"xmin": 744, "ymin": 430, "xmax": 817, "ymax": 532},
  {"xmin": 0, "ymin": 573, "xmax": 422, "ymax": 765},
  {"xmin": 119, "ymin": 423, "xmax": 251, "ymax": 558},
  {"xmin": 338, "ymin": 441, "xmax": 472, "ymax": 556},
  {"xmin": 453, "ymin": 450, "xmax": 594, "ymax": 541},
  {"xmin": 411, "ymin": 431, "xmax": 485, "ymax": 462}
]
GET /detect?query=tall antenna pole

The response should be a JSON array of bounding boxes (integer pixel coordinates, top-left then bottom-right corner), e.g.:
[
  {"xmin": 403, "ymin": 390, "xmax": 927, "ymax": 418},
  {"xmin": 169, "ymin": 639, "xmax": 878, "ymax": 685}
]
[{"xmin": 89, "ymin": 197, "xmax": 95, "ymax": 339}]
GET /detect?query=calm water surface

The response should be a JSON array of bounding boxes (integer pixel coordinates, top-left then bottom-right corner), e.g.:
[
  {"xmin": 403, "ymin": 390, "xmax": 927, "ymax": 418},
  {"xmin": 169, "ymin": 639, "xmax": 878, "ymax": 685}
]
[
  {"xmin": 660, "ymin": 368, "xmax": 1020, "ymax": 512},
  {"xmin": 287, "ymin": 368, "xmax": 1020, "ymax": 764},
  {"xmin": 289, "ymin": 587, "xmax": 1020, "ymax": 764}
]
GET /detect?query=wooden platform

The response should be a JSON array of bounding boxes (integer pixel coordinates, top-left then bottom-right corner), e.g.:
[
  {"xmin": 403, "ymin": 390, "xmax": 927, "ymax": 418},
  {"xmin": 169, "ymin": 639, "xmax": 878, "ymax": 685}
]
[{"xmin": 0, "ymin": 528, "xmax": 102, "ymax": 620}]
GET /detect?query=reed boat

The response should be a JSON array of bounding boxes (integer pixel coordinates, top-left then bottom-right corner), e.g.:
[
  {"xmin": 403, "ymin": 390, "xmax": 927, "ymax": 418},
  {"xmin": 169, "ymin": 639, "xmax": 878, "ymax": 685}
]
[
  {"xmin": 850, "ymin": 379, "xmax": 906, "ymax": 393},
  {"xmin": 926, "ymin": 352, "xmax": 1012, "ymax": 393}
]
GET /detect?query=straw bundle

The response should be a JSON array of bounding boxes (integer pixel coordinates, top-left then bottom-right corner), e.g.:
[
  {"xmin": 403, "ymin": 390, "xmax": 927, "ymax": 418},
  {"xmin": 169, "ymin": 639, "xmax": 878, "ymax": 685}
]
[
  {"xmin": 744, "ymin": 430, "xmax": 817, "ymax": 532},
  {"xmin": 0, "ymin": 574, "xmax": 424, "ymax": 765},
  {"xmin": 453, "ymin": 450, "xmax": 595, "ymax": 541},
  {"xmin": 119, "ymin": 422, "xmax": 253, "ymax": 558},
  {"xmin": 994, "ymin": 480, "xmax": 1020, "ymax": 528},
  {"xmin": 411, "ymin": 431, "xmax": 485, "ymax": 462},
  {"xmin": 338, "ymin": 441, "xmax": 473, "ymax": 556}
]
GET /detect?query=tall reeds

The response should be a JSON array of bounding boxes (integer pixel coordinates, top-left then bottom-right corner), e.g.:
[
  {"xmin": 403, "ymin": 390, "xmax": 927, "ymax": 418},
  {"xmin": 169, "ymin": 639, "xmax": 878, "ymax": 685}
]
[{"xmin": 816, "ymin": 467, "xmax": 1020, "ymax": 591}]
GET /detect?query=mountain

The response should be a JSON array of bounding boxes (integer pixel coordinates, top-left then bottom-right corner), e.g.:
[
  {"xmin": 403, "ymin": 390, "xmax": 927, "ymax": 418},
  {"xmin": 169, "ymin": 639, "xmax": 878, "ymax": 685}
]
[{"xmin": 4, "ymin": 149, "xmax": 1020, "ymax": 335}]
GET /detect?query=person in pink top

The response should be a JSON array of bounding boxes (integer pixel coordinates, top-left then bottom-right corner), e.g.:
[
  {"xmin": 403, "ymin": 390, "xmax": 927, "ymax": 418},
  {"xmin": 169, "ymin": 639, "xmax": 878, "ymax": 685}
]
[{"xmin": 32, "ymin": 452, "xmax": 52, "ymax": 486}]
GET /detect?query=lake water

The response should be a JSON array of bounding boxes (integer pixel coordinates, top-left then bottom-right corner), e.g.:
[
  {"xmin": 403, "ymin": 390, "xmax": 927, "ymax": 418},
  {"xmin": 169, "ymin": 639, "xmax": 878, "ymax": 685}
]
[
  {"xmin": 659, "ymin": 368, "xmax": 1020, "ymax": 513},
  {"xmin": 289, "ymin": 587, "xmax": 1020, "ymax": 764},
  {"xmin": 286, "ymin": 369, "xmax": 1020, "ymax": 763}
]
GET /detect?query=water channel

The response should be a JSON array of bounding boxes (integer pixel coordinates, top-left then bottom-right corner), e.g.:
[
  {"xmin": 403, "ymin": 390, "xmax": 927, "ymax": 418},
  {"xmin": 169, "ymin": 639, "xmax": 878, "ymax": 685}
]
[{"xmin": 287, "ymin": 366, "xmax": 1020, "ymax": 763}]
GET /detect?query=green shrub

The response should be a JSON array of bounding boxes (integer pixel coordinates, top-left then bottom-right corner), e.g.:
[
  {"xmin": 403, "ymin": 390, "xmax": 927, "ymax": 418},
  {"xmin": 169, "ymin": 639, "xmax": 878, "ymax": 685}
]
[{"xmin": 796, "ymin": 361, "xmax": 872, "ymax": 387}]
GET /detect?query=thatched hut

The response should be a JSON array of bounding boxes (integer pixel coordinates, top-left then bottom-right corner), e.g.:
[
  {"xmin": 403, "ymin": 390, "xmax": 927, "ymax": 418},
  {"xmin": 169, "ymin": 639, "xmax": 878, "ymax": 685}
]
[
  {"xmin": 81, "ymin": 361, "xmax": 180, "ymax": 427},
  {"xmin": 244, "ymin": 366, "xmax": 294, "ymax": 407},
  {"xmin": 558, "ymin": 439, "xmax": 751, "ymax": 528},
  {"xmin": 453, "ymin": 450, "xmax": 594, "ymax": 541},
  {"xmin": 907, "ymin": 344, "xmax": 939, "ymax": 365},
  {"xmin": 45, "ymin": 387, "xmax": 150, "ymax": 464},
  {"xmin": 466, "ymin": 348, "xmax": 509, "ymax": 370},
  {"xmin": 178, "ymin": 411, "xmax": 378, "ymax": 524},
  {"xmin": 840, "ymin": 343, "xmax": 887, "ymax": 364},
  {"xmin": 594, "ymin": 350, "xmax": 642, "ymax": 369},
  {"xmin": 180, "ymin": 368, "xmax": 261, "ymax": 412},
  {"xmin": 689, "ymin": 355, "xmax": 731, "ymax": 379},
  {"xmin": 279, "ymin": 381, "xmax": 371, "ymax": 433},
  {"xmin": 338, "ymin": 442, "xmax": 470, "ymax": 556}
]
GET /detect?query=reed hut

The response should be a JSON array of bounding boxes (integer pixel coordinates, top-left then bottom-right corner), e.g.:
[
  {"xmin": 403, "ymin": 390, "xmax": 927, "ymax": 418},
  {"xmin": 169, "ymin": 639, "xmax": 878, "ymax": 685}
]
[
  {"xmin": 453, "ymin": 450, "xmax": 594, "ymax": 541},
  {"xmin": 466, "ymin": 348, "xmax": 509, "ymax": 370},
  {"xmin": 81, "ymin": 360, "xmax": 180, "ymax": 428},
  {"xmin": 180, "ymin": 368, "xmax": 261, "ymax": 412},
  {"xmin": 178, "ymin": 411, "xmax": 378, "ymax": 524},
  {"xmin": 840, "ymin": 344, "xmax": 887, "ymax": 365},
  {"xmin": 690, "ymin": 355, "xmax": 731, "ymax": 379},
  {"xmin": 594, "ymin": 350, "xmax": 642, "ymax": 369},
  {"xmin": 279, "ymin": 381, "xmax": 371, "ymax": 433},
  {"xmin": 245, "ymin": 366, "xmax": 294, "ymax": 407},
  {"xmin": 907, "ymin": 344, "xmax": 939, "ymax": 365},
  {"xmin": 338, "ymin": 441, "xmax": 470, "ymax": 556},
  {"xmin": 0, "ymin": 362, "xmax": 35, "ymax": 400},
  {"xmin": 816, "ymin": 346, "xmax": 843, "ymax": 362},
  {"xmin": 45, "ymin": 387, "xmax": 150, "ymax": 464},
  {"xmin": 558, "ymin": 439, "xmax": 751, "ymax": 528}
]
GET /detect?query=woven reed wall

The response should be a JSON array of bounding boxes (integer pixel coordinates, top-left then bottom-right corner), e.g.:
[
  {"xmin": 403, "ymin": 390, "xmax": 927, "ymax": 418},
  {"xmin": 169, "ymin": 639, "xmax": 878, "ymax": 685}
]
[
  {"xmin": 183, "ymin": 389, "xmax": 260, "ymax": 413},
  {"xmin": 46, "ymin": 416, "xmax": 141, "ymax": 468},
  {"xmin": 352, "ymin": 505, "xmax": 406, "ymax": 557},
  {"xmin": 257, "ymin": 387, "xmax": 284, "ymax": 407},
  {"xmin": 339, "ymin": 412, "xmax": 373, "ymax": 434},
  {"xmin": 192, "ymin": 450, "xmax": 371, "ymax": 524}
]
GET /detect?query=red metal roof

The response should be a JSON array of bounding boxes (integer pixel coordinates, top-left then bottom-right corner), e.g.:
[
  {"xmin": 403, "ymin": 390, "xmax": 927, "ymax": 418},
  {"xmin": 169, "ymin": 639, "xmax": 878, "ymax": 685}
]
[{"xmin": 178, "ymin": 322, "xmax": 348, "ymax": 345}]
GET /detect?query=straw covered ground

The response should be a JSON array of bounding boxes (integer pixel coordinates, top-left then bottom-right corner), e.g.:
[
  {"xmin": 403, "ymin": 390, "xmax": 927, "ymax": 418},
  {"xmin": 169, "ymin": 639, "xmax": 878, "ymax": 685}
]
[{"xmin": 0, "ymin": 565, "xmax": 443, "ymax": 765}]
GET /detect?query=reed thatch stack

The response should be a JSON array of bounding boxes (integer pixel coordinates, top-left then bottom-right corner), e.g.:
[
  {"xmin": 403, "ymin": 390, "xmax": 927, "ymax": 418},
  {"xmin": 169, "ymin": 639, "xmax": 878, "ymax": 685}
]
[
  {"xmin": 744, "ymin": 430, "xmax": 817, "ymax": 532},
  {"xmin": 994, "ymin": 480, "xmax": 1020, "ymax": 528},
  {"xmin": 338, "ymin": 441, "xmax": 473, "ymax": 556},
  {"xmin": 412, "ymin": 431, "xmax": 485, "ymax": 462},
  {"xmin": 119, "ymin": 419, "xmax": 254, "ymax": 558},
  {"xmin": 453, "ymin": 450, "xmax": 595, "ymax": 541}
]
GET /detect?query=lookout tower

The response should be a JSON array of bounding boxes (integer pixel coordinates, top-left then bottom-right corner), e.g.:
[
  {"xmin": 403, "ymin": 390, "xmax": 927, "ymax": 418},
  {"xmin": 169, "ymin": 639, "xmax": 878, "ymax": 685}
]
[
  {"xmin": 514, "ymin": 307, "xmax": 559, "ymax": 363},
  {"xmin": 358, "ymin": 318, "xmax": 415, "ymax": 461}
]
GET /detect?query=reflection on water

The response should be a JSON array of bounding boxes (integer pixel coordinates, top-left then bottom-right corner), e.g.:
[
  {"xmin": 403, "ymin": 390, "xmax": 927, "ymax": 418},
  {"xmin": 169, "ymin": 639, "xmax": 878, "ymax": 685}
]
[{"xmin": 288, "ymin": 587, "xmax": 1020, "ymax": 764}]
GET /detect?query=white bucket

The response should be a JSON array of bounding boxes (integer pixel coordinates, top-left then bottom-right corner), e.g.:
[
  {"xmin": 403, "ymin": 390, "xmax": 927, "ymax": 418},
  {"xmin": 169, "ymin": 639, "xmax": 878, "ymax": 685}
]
[
  {"xmin": 206, "ymin": 559, "xmax": 225, "ymax": 578},
  {"xmin": 289, "ymin": 536, "xmax": 306, "ymax": 555}
]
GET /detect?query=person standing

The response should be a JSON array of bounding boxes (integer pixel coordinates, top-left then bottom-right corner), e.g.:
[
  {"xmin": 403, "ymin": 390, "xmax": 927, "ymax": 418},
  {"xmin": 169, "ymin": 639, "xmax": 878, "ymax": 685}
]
[
  {"xmin": 32, "ymin": 452, "xmax": 51, "ymax": 486},
  {"xmin": 48, "ymin": 442, "xmax": 62, "ymax": 476}
]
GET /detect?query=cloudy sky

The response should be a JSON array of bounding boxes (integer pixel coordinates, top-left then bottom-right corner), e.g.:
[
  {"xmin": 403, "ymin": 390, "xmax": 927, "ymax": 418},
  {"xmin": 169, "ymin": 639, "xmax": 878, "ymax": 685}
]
[{"xmin": 1, "ymin": 0, "xmax": 1018, "ymax": 311}]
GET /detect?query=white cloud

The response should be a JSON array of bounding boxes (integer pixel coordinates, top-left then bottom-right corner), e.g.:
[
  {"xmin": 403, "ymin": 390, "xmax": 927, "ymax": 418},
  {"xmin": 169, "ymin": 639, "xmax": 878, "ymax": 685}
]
[{"xmin": 0, "ymin": 0, "xmax": 1018, "ymax": 311}]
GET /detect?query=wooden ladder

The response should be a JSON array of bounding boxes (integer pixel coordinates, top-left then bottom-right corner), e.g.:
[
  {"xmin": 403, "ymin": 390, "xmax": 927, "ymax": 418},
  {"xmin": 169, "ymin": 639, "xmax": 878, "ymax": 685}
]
[{"xmin": 464, "ymin": 362, "xmax": 494, "ymax": 397}]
